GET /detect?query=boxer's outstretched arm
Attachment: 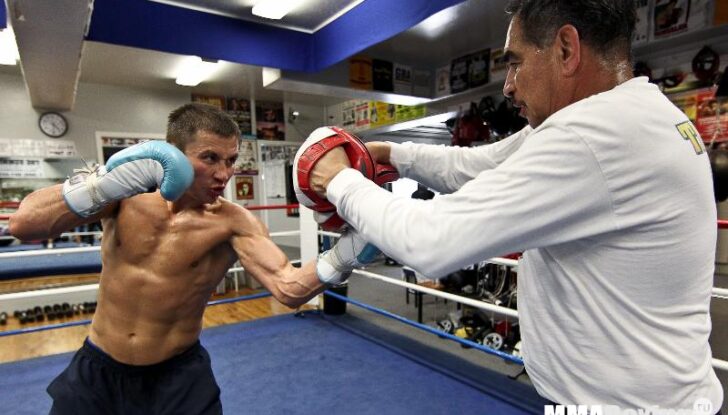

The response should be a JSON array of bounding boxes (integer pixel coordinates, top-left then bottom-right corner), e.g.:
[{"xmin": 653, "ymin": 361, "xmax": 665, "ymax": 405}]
[
  {"xmin": 9, "ymin": 184, "xmax": 115, "ymax": 240},
  {"xmin": 229, "ymin": 208, "xmax": 325, "ymax": 309}
]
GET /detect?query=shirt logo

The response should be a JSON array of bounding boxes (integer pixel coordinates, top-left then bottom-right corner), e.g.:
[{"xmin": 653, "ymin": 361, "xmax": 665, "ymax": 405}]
[{"xmin": 675, "ymin": 121, "xmax": 705, "ymax": 155}]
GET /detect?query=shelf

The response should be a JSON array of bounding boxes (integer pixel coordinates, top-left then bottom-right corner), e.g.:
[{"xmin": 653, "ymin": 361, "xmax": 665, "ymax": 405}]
[
  {"xmin": 428, "ymin": 81, "xmax": 505, "ymax": 108},
  {"xmin": 356, "ymin": 111, "xmax": 456, "ymax": 141},
  {"xmin": 633, "ymin": 24, "xmax": 728, "ymax": 62}
]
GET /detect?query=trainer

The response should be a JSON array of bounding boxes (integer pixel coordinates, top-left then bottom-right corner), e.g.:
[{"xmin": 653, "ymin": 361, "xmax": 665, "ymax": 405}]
[{"xmin": 308, "ymin": 0, "xmax": 723, "ymax": 409}]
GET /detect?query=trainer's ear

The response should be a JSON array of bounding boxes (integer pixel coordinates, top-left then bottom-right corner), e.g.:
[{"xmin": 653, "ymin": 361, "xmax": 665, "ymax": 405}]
[{"xmin": 555, "ymin": 24, "xmax": 581, "ymax": 76}]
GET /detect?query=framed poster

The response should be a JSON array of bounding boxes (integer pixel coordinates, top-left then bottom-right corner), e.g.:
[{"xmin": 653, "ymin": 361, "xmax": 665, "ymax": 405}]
[
  {"xmin": 349, "ymin": 55, "xmax": 373, "ymax": 90},
  {"xmin": 450, "ymin": 54, "xmax": 469, "ymax": 94},
  {"xmin": 468, "ymin": 49, "xmax": 490, "ymax": 88},
  {"xmin": 256, "ymin": 101, "xmax": 285, "ymax": 140},
  {"xmin": 234, "ymin": 138, "xmax": 259, "ymax": 175},
  {"xmin": 95, "ymin": 131, "xmax": 165, "ymax": 164},
  {"xmin": 235, "ymin": 176, "xmax": 254, "ymax": 200},
  {"xmin": 191, "ymin": 94, "xmax": 226, "ymax": 110},
  {"xmin": 226, "ymin": 97, "xmax": 252, "ymax": 135}
]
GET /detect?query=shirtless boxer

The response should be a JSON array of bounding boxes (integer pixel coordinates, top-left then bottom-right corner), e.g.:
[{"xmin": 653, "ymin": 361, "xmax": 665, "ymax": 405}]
[{"xmin": 9, "ymin": 103, "xmax": 372, "ymax": 414}]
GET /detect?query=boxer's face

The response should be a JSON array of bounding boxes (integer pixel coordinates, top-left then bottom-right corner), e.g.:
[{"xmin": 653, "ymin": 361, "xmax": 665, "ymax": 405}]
[
  {"xmin": 502, "ymin": 17, "xmax": 559, "ymax": 128},
  {"xmin": 184, "ymin": 131, "xmax": 239, "ymax": 204}
]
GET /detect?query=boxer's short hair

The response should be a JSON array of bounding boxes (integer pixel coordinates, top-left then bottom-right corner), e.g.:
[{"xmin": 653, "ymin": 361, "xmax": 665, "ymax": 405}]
[{"xmin": 167, "ymin": 103, "xmax": 240, "ymax": 152}]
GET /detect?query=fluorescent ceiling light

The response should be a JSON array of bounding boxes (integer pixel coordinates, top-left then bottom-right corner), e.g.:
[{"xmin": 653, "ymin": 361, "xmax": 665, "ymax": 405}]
[
  {"xmin": 414, "ymin": 6, "xmax": 459, "ymax": 39},
  {"xmin": 175, "ymin": 56, "xmax": 219, "ymax": 86},
  {"xmin": 0, "ymin": 27, "xmax": 20, "ymax": 66},
  {"xmin": 252, "ymin": 0, "xmax": 305, "ymax": 20}
]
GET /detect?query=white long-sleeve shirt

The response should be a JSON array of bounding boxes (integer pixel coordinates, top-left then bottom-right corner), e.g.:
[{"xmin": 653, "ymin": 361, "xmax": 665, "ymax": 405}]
[{"xmin": 327, "ymin": 77, "xmax": 723, "ymax": 409}]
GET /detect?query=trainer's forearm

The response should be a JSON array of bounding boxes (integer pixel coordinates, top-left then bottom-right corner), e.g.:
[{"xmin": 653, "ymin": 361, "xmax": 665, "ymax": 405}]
[{"xmin": 9, "ymin": 184, "xmax": 89, "ymax": 240}]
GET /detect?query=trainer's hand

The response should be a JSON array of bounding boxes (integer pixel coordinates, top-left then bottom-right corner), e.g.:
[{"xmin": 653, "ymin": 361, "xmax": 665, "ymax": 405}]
[
  {"xmin": 365, "ymin": 142, "xmax": 391, "ymax": 165},
  {"xmin": 316, "ymin": 229, "xmax": 381, "ymax": 285},
  {"xmin": 310, "ymin": 147, "xmax": 350, "ymax": 198},
  {"xmin": 63, "ymin": 141, "xmax": 194, "ymax": 217}
]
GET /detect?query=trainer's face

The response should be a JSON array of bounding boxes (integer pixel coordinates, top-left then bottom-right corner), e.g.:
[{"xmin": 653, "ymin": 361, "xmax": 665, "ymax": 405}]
[
  {"xmin": 502, "ymin": 17, "xmax": 559, "ymax": 128},
  {"xmin": 184, "ymin": 131, "xmax": 238, "ymax": 204}
]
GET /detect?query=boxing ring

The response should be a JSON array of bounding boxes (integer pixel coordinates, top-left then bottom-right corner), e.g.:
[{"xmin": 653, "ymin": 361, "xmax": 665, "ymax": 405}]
[{"xmin": 0, "ymin": 206, "xmax": 726, "ymax": 413}]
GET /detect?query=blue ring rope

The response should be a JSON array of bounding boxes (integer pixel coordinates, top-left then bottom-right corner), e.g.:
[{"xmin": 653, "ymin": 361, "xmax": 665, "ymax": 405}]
[
  {"xmin": 323, "ymin": 290, "xmax": 524, "ymax": 365},
  {"xmin": 1, "ymin": 287, "xmax": 522, "ymax": 367},
  {"xmin": 0, "ymin": 292, "xmax": 273, "ymax": 338}
]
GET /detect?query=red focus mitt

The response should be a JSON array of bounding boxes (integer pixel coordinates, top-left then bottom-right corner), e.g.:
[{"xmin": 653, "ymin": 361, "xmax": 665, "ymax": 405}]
[{"xmin": 293, "ymin": 126, "xmax": 399, "ymax": 230}]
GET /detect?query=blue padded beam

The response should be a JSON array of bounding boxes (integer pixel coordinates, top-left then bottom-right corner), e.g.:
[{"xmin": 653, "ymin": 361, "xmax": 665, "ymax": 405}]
[
  {"xmin": 0, "ymin": 1, "xmax": 6, "ymax": 30},
  {"xmin": 86, "ymin": 0, "xmax": 466, "ymax": 72}
]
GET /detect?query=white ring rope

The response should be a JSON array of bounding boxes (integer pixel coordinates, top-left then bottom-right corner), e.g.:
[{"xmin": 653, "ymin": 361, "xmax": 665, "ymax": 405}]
[
  {"xmin": 351, "ymin": 268, "xmax": 519, "ymax": 319},
  {"xmin": 350, "ymin": 268, "xmax": 728, "ymax": 372},
  {"xmin": 0, "ymin": 231, "xmax": 103, "ymax": 241}
]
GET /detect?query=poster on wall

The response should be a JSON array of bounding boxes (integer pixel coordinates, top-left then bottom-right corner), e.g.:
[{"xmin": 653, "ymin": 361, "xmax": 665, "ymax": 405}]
[
  {"xmin": 435, "ymin": 65, "xmax": 451, "ymax": 97},
  {"xmin": 96, "ymin": 132, "xmax": 165, "ymax": 164},
  {"xmin": 100, "ymin": 136, "xmax": 145, "ymax": 163},
  {"xmin": 342, "ymin": 101, "xmax": 356, "ymax": 129},
  {"xmin": 393, "ymin": 63, "xmax": 412, "ymax": 95},
  {"xmin": 395, "ymin": 105, "xmax": 426, "ymax": 123},
  {"xmin": 633, "ymin": 0, "xmax": 650, "ymax": 45},
  {"xmin": 668, "ymin": 89, "xmax": 698, "ymax": 122},
  {"xmin": 349, "ymin": 55, "xmax": 373, "ymax": 90},
  {"xmin": 255, "ymin": 101, "xmax": 285, "ymax": 140},
  {"xmin": 234, "ymin": 138, "xmax": 259, "ymax": 175},
  {"xmin": 490, "ymin": 48, "xmax": 508, "ymax": 83},
  {"xmin": 191, "ymin": 94, "xmax": 226, "ymax": 110},
  {"xmin": 226, "ymin": 97, "xmax": 252, "ymax": 135},
  {"xmin": 0, "ymin": 159, "xmax": 43, "ymax": 179},
  {"xmin": 372, "ymin": 59, "xmax": 394, "ymax": 92},
  {"xmin": 652, "ymin": 0, "xmax": 711, "ymax": 40},
  {"xmin": 695, "ymin": 88, "xmax": 728, "ymax": 143},
  {"xmin": 468, "ymin": 49, "xmax": 490, "ymax": 88},
  {"xmin": 370, "ymin": 101, "xmax": 396, "ymax": 128},
  {"xmin": 450, "ymin": 55, "xmax": 469, "ymax": 94},
  {"xmin": 413, "ymin": 69, "xmax": 431, "ymax": 97},
  {"xmin": 0, "ymin": 139, "xmax": 11, "ymax": 157},
  {"xmin": 235, "ymin": 176, "xmax": 255, "ymax": 200},
  {"xmin": 354, "ymin": 101, "xmax": 371, "ymax": 131},
  {"xmin": 45, "ymin": 140, "xmax": 77, "ymax": 158}
]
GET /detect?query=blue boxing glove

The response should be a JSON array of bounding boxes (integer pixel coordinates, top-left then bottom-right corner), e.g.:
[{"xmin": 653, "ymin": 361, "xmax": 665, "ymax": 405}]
[
  {"xmin": 63, "ymin": 141, "xmax": 194, "ymax": 217},
  {"xmin": 316, "ymin": 228, "xmax": 382, "ymax": 285}
]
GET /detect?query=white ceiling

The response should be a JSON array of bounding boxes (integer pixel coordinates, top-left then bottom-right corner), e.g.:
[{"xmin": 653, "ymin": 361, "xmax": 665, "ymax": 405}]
[{"xmin": 1, "ymin": 0, "xmax": 510, "ymax": 108}]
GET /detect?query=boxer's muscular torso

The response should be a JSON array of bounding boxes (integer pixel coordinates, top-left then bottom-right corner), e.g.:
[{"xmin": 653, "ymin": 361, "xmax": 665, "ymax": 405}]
[{"xmin": 90, "ymin": 191, "xmax": 240, "ymax": 365}]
